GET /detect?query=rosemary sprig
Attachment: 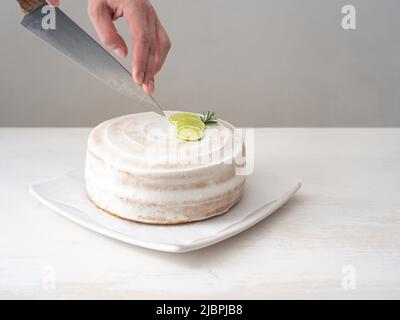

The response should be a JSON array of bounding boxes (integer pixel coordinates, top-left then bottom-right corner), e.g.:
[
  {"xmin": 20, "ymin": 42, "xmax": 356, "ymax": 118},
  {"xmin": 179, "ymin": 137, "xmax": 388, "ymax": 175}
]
[{"xmin": 201, "ymin": 111, "xmax": 218, "ymax": 125}]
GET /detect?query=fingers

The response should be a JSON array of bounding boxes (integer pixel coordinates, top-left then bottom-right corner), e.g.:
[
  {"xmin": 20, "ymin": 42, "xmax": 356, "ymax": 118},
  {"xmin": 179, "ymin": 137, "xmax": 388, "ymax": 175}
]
[
  {"xmin": 155, "ymin": 21, "xmax": 171, "ymax": 74},
  {"xmin": 87, "ymin": 0, "xmax": 171, "ymax": 94},
  {"xmin": 142, "ymin": 9, "xmax": 157, "ymax": 94},
  {"xmin": 46, "ymin": 0, "xmax": 59, "ymax": 7},
  {"xmin": 124, "ymin": 3, "xmax": 150, "ymax": 86},
  {"xmin": 142, "ymin": 47, "xmax": 156, "ymax": 94},
  {"xmin": 88, "ymin": 2, "xmax": 128, "ymax": 58}
]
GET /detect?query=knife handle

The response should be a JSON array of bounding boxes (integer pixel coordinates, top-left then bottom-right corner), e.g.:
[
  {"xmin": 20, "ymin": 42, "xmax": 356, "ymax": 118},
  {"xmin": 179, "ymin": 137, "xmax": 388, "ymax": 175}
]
[{"xmin": 16, "ymin": 0, "xmax": 47, "ymax": 14}]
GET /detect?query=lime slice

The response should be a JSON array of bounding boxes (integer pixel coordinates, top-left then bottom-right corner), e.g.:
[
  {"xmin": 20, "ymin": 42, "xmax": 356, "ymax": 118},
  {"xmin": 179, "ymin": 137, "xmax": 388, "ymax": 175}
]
[
  {"xmin": 169, "ymin": 113, "xmax": 201, "ymax": 125},
  {"xmin": 177, "ymin": 126, "xmax": 203, "ymax": 141},
  {"xmin": 175, "ymin": 118, "xmax": 206, "ymax": 130}
]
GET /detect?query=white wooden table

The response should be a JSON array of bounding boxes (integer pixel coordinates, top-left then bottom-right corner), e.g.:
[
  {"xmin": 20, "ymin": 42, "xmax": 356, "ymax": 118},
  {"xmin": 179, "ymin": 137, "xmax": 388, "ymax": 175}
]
[{"xmin": 1, "ymin": 128, "xmax": 399, "ymax": 299}]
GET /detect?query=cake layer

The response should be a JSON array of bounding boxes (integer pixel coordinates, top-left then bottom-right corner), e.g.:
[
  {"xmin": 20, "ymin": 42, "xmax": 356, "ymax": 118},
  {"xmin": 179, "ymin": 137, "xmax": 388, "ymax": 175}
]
[
  {"xmin": 85, "ymin": 112, "xmax": 246, "ymax": 224},
  {"xmin": 87, "ymin": 112, "xmax": 244, "ymax": 172}
]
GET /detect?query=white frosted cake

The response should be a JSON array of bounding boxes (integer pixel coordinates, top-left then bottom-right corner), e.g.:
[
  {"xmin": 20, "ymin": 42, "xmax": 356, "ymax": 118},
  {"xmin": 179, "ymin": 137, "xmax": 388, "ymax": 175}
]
[{"xmin": 85, "ymin": 111, "xmax": 246, "ymax": 224}]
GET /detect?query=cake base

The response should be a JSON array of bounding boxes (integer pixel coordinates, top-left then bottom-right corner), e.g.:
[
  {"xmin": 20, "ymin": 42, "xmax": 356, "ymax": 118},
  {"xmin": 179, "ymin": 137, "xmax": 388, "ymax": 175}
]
[{"xmin": 88, "ymin": 191, "xmax": 243, "ymax": 225}]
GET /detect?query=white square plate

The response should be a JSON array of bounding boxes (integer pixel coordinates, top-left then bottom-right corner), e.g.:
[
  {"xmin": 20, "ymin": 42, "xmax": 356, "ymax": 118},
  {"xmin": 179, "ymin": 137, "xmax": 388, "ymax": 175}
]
[{"xmin": 30, "ymin": 169, "xmax": 301, "ymax": 253}]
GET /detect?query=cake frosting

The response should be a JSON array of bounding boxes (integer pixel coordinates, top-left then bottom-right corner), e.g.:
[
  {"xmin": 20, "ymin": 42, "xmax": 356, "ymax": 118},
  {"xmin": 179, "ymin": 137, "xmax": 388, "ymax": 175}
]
[{"xmin": 85, "ymin": 111, "xmax": 246, "ymax": 224}]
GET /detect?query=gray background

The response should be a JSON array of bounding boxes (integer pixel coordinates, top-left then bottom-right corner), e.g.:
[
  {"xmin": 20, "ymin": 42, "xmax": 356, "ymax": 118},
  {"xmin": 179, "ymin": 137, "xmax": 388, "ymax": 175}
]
[{"xmin": 1, "ymin": 0, "xmax": 399, "ymax": 127}]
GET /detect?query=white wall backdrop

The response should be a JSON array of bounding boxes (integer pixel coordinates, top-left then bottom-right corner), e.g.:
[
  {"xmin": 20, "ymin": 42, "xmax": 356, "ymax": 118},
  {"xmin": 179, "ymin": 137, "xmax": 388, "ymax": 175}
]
[{"xmin": 1, "ymin": 0, "xmax": 400, "ymax": 127}]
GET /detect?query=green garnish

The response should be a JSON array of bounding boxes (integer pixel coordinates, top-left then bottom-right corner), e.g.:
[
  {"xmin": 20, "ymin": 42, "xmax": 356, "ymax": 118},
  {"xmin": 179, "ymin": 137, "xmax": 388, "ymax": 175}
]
[
  {"xmin": 175, "ymin": 118, "xmax": 206, "ymax": 130},
  {"xmin": 177, "ymin": 126, "xmax": 203, "ymax": 141},
  {"xmin": 169, "ymin": 113, "xmax": 201, "ymax": 125},
  {"xmin": 169, "ymin": 111, "xmax": 218, "ymax": 141},
  {"xmin": 201, "ymin": 111, "xmax": 218, "ymax": 125}
]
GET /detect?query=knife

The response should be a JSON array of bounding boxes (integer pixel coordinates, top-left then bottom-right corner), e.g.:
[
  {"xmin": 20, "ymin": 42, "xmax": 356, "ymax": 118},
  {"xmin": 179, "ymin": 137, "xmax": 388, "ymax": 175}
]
[{"xmin": 17, "ymin": 0, "xmax": 166, "ymax": 116}]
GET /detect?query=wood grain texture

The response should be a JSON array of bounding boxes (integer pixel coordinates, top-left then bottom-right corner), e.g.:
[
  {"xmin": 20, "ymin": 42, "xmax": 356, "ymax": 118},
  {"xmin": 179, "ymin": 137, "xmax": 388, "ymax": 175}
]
[
  {"xmin": 0, "ymin": 128, "xmax": 399, "ymax": 299},
  {"xmin": 16, "ymin": 0, "xmax": 46, "ymax": 14}
]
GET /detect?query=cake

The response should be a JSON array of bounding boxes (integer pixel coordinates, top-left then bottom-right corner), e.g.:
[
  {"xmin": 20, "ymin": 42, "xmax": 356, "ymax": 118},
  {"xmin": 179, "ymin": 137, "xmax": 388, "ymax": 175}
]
[{"xmin": 85, "ymin": 111, "xmax": 246, "ymax": 224}]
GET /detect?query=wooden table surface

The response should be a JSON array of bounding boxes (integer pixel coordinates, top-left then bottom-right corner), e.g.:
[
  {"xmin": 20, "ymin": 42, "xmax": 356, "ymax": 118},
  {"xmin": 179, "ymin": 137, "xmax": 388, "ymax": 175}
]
[{"xmin": 1, "ymin": 128, "xmax": 399, "ymax": 299}]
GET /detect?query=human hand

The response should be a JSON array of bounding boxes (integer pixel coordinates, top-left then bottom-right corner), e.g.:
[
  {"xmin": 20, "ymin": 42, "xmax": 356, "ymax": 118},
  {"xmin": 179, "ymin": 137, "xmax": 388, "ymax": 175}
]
[{"xmin": 46, "ymin": 0, "xmax": 171, "ymax": 94}]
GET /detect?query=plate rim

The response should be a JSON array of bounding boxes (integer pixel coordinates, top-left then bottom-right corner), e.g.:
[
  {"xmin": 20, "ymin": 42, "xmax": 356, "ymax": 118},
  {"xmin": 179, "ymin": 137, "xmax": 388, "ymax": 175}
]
[{"xmin": 29, "ymin": 171, "xmax": 301, "ymax": 253}]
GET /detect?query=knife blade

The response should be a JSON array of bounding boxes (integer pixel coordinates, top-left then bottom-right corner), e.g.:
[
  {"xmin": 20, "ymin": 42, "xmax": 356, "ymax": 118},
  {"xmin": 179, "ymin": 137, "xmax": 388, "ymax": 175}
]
[{"xmin": 20, "ymin": 4, "xmax": 166, "ymax": 116}]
